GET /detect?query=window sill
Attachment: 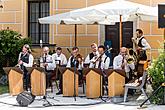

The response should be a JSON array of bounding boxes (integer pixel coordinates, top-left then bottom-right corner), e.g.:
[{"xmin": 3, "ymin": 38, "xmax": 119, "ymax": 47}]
[{"xmin": 31, "ymin": 44, "xmax": 56, "ymax": 48}]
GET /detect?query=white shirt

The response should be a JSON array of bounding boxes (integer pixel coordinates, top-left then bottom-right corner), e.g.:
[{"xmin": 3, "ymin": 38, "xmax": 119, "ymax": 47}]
[
  {"xmin": 52, "ymin": 53, "xmax": 67, "ymax": 65},
  {"xmin": 113, "ymin": 54, "xmax": 124, "ymax": 70},
  {"xmin": 137, "ymin": 36, "xmax": 151, "ymax": 50},
  {"xmin": 40, "ymin": 54, "xmax": 56, "ymax": 70},
  {"xmin": 89, "ymin": 54, "xmax": 110, "ymax": 69},
  {"xmin": 18, "ymin": 52, "xmax": 34, "ymax": 67},
  {"xmin": 84, "ymin": 51, "xmax": 99, "ymax": 64},
  {"xmin": 66, "ymin": 56, "xmax": 84, "ymax": 70}
]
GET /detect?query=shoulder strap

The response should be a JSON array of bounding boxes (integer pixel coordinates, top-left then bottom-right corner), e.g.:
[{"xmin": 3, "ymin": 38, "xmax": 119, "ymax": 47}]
[{"xmin": 104, "ymin": 56, "xmax": 108, "ymax": 63}]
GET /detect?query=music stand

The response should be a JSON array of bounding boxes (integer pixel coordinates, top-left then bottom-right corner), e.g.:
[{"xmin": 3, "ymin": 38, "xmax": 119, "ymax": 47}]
[
  {"xmin": 106, "ymin": 69, "xmax": 125, "ymax": 97},
  {"xmin": 28, "ymin": 67, "xmax": 59, "ymax": 105},
  {"xmin": 83, "ymin": 68, "xmax": 103, "ymax": 99},
  {"xmin": 3, "ymin": 67, "xmax": 24, "ymax": 96},
  {"xmin": 26, "ymin": 67, "xmax": 46, "ymax": 96},
  {"xmin": 59, "ymin": 67, "xmax": 79, "ymax": 101},
  {"xmin": 140, "ymin": 82, "xmax": 165, "ymax": 107}
]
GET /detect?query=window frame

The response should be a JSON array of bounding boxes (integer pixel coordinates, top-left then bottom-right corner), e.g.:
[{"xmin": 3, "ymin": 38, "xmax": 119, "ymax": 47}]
[{"xmin": 28, "ymin": 0, "xmax": 50, "ymax": 45}]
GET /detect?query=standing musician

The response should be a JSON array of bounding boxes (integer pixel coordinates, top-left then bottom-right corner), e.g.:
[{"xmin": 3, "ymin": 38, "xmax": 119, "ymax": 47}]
[
  {"xmin": 132, "ymin": 29, "xmax": 151, "ymax": 61},
  {"xmin": 89, "ymin": 45, "xmax": 110, "ymax": 69},
  {"xmin": 40, "ymin": 47, "xmax": 56, "ymax": 88},
  {"xmin": 84, "ymin": 43, "xmax": 99, "ymax": 66},
  {"xmin": 18, "ymin": 44, "xmax": 34, "ymax": 91}
]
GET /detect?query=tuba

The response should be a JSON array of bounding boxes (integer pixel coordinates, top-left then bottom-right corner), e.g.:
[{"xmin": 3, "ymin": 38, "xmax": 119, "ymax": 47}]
[{"xmin": 126, "ymin": 49, "xmax": 137, "ymax": 64}]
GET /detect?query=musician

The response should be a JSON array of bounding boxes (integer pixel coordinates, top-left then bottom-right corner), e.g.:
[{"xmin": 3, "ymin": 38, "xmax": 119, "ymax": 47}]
[
  {"xmin": 84, "ymin": 43, "xmax": 99, "ymax": 66},
  {"xmin": 52, "ymin": 47, "xmax": 67, "ymax": 95},
  {"xmin": 113, "ymin": 47, "xmax": 135, "ymax": 80},
  {"xmin": 40, "ymin": 46, "xmax": 56, "ymax": 88},
  {"xmin": 56, "ymin": 47, "xmax": 84, "ymax": 95},
  {"xmin": 66, "ymin": 46, "xmax": 83, "ymax": 69},
  {"xmin": 89, "ymin": 45, "xmax": 110, "ymax": 69},
  {"xmin": 89, "ymin": 45, "xmax": 110, "ymax": 95},
  {"xmin": 52, "ymin": 47, "xmax": 67, "ymax": 66},
  {"xmin": 18, "ymin": 44, "xmax": 34, "ymax": 90},
  {"xmin": 132, "ymin": 29, "xmax": 151, "ymax": 61}
]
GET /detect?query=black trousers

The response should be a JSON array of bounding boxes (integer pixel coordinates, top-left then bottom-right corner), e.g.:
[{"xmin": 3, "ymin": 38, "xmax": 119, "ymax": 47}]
[
  {"xmin": 138, "ymin": 50, "xmax": 147, "ymax": 61},
  {"xmin": 45, "ymin": 71, "xmax": 53, "ymax": 88},
  {"xmin": 21, "ymin": 65, "xmax": 30, "ymax": 91},
  {"xmin": 59, "ymin": 73, "xmax": 63, "ymax": 92},
  {"xmin": 23, "ymin": 72, "xmax": 30, "ymax": 91}
]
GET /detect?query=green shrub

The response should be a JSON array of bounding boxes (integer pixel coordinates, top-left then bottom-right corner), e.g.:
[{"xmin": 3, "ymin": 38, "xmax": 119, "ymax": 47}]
[
  {"xmin": 148, "ymin": 46, "xmax": 165, "ymax": 104},
  {"xmin": 0, "ymin": 29, "xmax": 31, "ymax": 76}
]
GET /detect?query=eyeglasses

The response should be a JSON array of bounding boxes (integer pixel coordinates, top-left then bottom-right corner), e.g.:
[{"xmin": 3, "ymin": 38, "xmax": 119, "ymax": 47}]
[{"xmin": 91, "ymin": 46, "xmax": 96, "ymax": 49}]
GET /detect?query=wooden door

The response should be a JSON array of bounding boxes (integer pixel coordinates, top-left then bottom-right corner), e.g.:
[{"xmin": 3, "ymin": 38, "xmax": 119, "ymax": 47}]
[{"xmin": 105, "ymin": 21, "xmax": 133, "ymax": 64}]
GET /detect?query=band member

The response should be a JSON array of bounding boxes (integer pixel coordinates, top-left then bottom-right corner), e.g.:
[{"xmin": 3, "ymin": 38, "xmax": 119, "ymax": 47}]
[
  {"xmin": 113, "ymin": 47, "xmax": 135, "ymax": 80},
  {"xmin": 66, "ymin": 46, "xmax": 83, "ymax": 69},
  {"xmin": 56, "ymin": 47, "xmax": 83, "ymax": 95},
  {"xmin": 89, "ymin": 45, "xmax": 110, "ymax": 95},
  {"xmin": 89, "ymin": 45, "xmax": 110, "ymax": 69},
  {"xmin": 56, "ymin": 46, "xmax": 83, "ymax": 95},
  {"xmin": 52, "ymin": 47, "xmax": 67, "ymax": 95},
  {"xmin": 18, "ymin": 44, "xmax": 34, "ymax": 90},
  {"xmin": 132, "ymin": 29, "xmax": 151, "ymax": 61},
  {"xmin": 40, "ymin": 46, "xmax": 56, "ymax": 88},
  {"xmin": 84, "ymin": 43, "xmax": 99, "ymax": 65},
  {"xmin": 52, "ymin": 47, "xmax": 67, "ymax": 66}
]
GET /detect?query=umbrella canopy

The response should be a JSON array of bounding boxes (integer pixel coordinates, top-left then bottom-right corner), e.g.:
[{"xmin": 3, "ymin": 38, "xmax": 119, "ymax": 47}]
[
  {"xmin": 70, "ymin": 0, "xmax": 157, "ymax": 22},
  {"xmin": 39, "ymin": 0, "xmax": 157, "ymax": 24},
  {"xmin": 38, "ymin": 0, "xmax": 158, "ymax": 47},
  {"xmin": 38, "ymin": 10, "xmax": 115, "ymax": 25}
]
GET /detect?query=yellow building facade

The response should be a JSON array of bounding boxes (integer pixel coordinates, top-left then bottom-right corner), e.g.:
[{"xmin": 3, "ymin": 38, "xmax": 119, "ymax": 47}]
[{"xmin": 0, "ymin": 0, "xmax": 164, "ymax": 59}]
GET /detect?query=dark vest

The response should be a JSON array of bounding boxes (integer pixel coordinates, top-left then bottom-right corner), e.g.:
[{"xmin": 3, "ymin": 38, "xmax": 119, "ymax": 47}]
[
  {"xmin": 20, "ymin": 53, "xmax": 29, "ymax": 73},
  {"xmin": 70, "ymin": 56, "xmax": 79, "ymax": 68},
  {"xmin": 137, "ymin": 37, "xmax": 147, "ymax": 60},
  {"xmin": 138, "ymin": 37, "xmax": 144, "ymax": 48},
  {"xmin": 20, "ymin": 53, "xmax": 29, "ymax": 64},
  {"xmin": 89, "ymin": 52, "xmax": 95, "ymax": 60}
]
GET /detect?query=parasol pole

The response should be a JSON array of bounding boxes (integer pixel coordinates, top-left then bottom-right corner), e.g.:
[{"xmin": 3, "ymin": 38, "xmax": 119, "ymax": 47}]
[
  {"xmin": 120, "ymin": 15, "xmax": 122, "ymax": 48},
  {"xmin": 75, "ymin": 24, "xmax": 77, "ymax": 47}
]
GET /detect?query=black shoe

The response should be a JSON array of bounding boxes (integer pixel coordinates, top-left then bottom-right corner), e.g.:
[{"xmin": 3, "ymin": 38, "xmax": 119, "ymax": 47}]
[
  {"xmin": 128, "ymin": 89, "xmax": 134, "ymax": 96},
  {"xmin": 56, "ymin": 91, "xmax": 62, "ymax": 95}
]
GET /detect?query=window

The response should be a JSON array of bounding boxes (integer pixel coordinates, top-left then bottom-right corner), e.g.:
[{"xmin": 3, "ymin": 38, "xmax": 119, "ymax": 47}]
[{"xmin": 28, "ymin": 0, "xmax": 49, "ymax": 44}]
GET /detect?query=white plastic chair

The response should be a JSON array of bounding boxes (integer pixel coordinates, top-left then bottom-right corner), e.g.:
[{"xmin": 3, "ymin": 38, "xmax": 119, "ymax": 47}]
[{"xmin": 124, "ymin": 71, "xmax": 150, "ymax": 103}]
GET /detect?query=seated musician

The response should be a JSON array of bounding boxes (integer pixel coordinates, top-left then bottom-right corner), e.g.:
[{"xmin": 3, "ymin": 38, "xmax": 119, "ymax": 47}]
[
  {"xmin": 18, "ymin": 44, "xmax": 34, "ymax": 91},
  {"xmin": 56, "ymin": 46, "xmax": 83, "ymax": 95},
  {"xmin": 52, "ymin": 47, "xmax": 67, "ymax": 66},
  {"xmin": 67, "ymin": 46, "xmax": 84, "ymax": 83},
  {"xmin": 84, "ymin": 43, "xmax": 99, "ymax": 67},
  {"xmin": 52, "ymin": 47, "xmax": 67, "ymax": 95},
  {"xmin": 89, "ymin": 45, "xmax": 110, "ymax": 95},
  {"xmin": 66, "ymin": 46, "xmax": 83, "ymax": 69},
  {"xmin": 40, "ymin": 46, "xmax": 56, "ymax": 88},
  {"xmin": 89, "ymin": 45, "xmax": 110, "ymax": 69},
  {"xmin": 113, "ymin": 47, "xmax": 135, "ymax": 81}
]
